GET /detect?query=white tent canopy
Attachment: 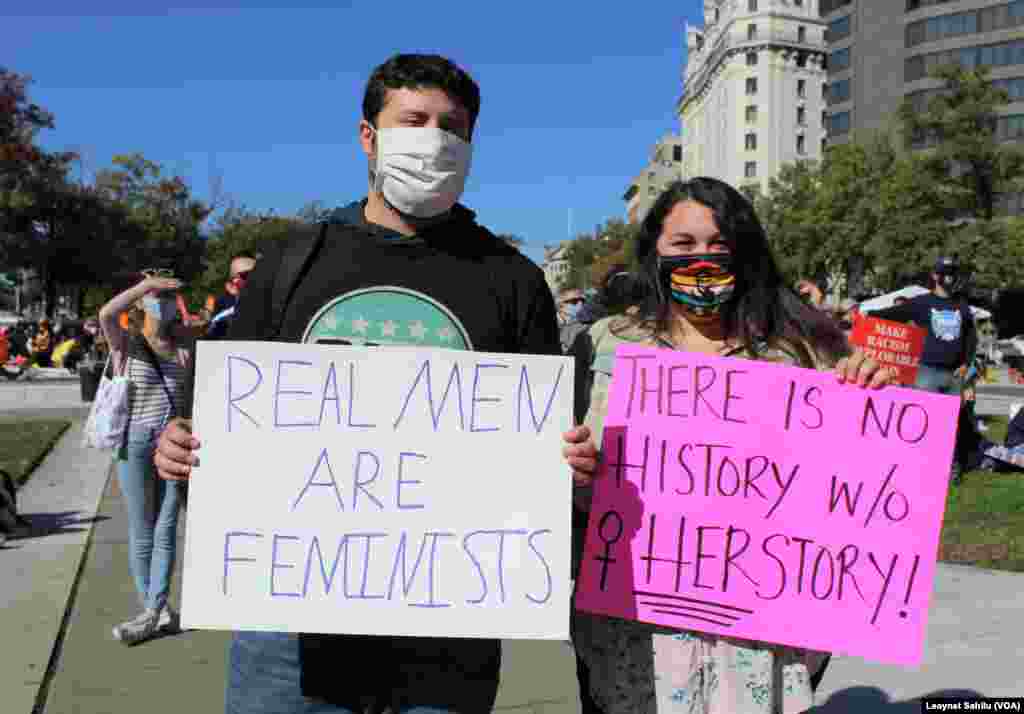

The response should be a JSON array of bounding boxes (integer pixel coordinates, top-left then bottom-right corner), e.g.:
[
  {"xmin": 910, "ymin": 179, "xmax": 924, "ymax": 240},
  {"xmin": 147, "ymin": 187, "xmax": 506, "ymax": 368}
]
[{"xmin": 858, "ymin": 285, "xmax": 992, "ymax": 320}]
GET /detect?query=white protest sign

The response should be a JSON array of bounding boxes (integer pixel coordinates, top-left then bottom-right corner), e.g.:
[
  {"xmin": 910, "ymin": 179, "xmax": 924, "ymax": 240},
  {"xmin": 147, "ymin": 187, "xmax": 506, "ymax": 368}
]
[{"xmin": 181, "ymin": 341, "xmax": 573, "ymax": 640}]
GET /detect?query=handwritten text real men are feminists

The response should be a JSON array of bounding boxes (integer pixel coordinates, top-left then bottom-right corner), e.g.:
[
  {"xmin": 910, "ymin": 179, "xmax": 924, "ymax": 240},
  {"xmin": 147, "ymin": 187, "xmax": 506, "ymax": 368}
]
[{"xmin": 218, "ymin": 354, "xmax": 566, "ymax": 610}]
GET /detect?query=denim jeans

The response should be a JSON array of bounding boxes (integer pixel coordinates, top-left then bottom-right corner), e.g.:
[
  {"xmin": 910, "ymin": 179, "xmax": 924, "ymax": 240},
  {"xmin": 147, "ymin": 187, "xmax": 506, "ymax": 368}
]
[
  {"xmin": 226, "ymin": 632, "xmax": 455, "ymax": 714},
  {"xmin": 117, "ymin": 435, "xmax": 181, "ymax": 612},
  {"xmin": 914, "ymin": 364, "xmax": 959, "ymax": 395}
]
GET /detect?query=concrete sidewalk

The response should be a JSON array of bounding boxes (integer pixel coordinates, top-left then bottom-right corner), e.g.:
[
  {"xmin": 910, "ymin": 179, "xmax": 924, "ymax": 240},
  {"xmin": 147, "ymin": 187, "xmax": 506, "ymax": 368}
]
[
  {"xmin": 0, "ymin": 413, "xmax": 113, "ymax": 714},
  {"xmin": 4, "ymin": 385, "xmax": 1022, "ymax": 713},
  {"xmin": 39, "ymin": 466, "xmax": 583, "ymax": 714},
  {"xmin": 0, "ymin": 381, "xmax": 87, "ymax": 411}
]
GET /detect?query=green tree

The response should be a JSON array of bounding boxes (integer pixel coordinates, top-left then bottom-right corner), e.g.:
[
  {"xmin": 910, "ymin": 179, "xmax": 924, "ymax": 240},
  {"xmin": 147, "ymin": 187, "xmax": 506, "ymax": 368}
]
[
  {"xmin": 948, "ymin": 218, "xmax": 1024, "ymax": 290},
  {"xmin": 189, "ymin": 205, "xmax": 301, "ymax": 308},
  {"xmin": 868, "ymin": 154, "xmax": 951, "ymax": 292},
  {"xmin": 898, "ymin": 64, "xmax": 1024, "ymax": 221},
  {"xmin": 756, "ymin": 160, "xmax": 825, "ymax": 283},
  {"xmin": 94, "ymin": 153, "xmax": 210, "ymax": 280},
  {"xmin": 556, "ymin": 218, "xmax": 641, "ymax": 292}
]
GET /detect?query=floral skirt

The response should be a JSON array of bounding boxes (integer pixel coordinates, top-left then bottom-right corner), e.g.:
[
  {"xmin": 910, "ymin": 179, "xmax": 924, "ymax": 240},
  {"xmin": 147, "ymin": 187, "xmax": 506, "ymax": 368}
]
[{"xmin": 572, "ymin": 612, "xmax": 827, "ymax": 714}]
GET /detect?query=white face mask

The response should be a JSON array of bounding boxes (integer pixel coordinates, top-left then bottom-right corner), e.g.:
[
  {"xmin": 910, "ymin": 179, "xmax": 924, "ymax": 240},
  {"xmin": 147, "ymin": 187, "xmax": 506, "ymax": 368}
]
[{"xmin": 371, "ymin": 127, "xmax": 473, "ymax": 219}]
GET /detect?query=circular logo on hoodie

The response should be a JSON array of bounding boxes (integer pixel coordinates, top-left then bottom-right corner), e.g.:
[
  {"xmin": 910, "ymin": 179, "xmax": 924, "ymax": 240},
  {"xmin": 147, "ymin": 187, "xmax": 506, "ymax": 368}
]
[{"xmin": 300, "ymin": 286, "xmax": 473, "ymax": 351}]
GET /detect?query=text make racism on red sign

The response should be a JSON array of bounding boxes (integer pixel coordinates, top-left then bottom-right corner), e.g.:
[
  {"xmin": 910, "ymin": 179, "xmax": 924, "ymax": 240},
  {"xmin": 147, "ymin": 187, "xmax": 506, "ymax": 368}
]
[
  {"xmin": 849, "ymin": 316, "xmax": 926, "ymax": 387},
  {"xmin": 573, "ymin": 344, "xmax": 959, "ymax": 667}
]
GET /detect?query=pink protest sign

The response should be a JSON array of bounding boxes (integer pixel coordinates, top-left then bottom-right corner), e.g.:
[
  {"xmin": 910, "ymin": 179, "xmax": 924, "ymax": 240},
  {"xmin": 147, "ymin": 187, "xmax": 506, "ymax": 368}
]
[{"xmin": 574, "ymin": 344, "xmax": 960, "ymax": 667}]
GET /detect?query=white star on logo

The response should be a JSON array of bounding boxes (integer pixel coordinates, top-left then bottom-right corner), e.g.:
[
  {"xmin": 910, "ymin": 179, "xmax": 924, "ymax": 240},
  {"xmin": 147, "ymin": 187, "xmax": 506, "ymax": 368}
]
[
  {"xmin": 380, "ymin": 320, "xmax": 398, "ymax": 337},
  {"xmin": 437, "ymin": 326, "xmax": 454, "ymax": 343},
  {"xmin": 409, "ymin": 320, "xmax": 428, "ymax": 340},
  {"xmin": 352, "ymin": 316, "xmax": 369, "ymax": 335}
]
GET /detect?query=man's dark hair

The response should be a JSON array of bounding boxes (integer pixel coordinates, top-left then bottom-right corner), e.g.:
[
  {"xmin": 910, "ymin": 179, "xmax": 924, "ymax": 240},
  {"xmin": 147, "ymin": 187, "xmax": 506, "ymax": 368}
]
[{"xmin": 362, "ymin": 54, "xmax": 481, "ymax": 131}]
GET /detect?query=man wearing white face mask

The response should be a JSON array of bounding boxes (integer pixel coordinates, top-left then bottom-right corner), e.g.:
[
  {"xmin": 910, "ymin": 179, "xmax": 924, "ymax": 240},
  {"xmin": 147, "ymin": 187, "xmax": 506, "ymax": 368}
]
[{"xmin": 153, "ymin": 54, "xmax": 561, "ymax": 714}]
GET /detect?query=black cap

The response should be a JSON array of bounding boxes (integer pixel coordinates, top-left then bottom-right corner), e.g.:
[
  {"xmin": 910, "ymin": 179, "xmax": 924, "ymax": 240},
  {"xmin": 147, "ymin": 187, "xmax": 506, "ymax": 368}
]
[{"xmin": 934, "ymin": 256, "xmax": 960, "ymax": 274}]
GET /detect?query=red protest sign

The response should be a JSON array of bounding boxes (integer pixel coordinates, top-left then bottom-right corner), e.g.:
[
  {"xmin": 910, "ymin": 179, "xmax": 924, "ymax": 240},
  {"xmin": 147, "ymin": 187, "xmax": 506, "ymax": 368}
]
[{"xmin": 849, "ymin": 316, "xmax": 925, "ymax": 386}]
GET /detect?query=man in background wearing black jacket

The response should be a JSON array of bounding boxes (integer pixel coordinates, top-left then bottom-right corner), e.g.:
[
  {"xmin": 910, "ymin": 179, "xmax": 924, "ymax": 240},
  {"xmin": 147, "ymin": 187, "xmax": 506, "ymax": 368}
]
[
  {"xmin": 870, "ymin": 256, "xmax": 977, "ymax": 481},
  {"xmin": 152, "ymin": 54, "xmax": 560, "ymax": 714},
  {"xmin": 870, "ymin": 256, "xmax": 977, "ymax": 394}
]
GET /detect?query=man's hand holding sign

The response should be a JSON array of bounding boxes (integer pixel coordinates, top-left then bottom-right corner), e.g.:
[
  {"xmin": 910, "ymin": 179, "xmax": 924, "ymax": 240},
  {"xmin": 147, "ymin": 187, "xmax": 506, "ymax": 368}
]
[
  {"xmin": 571, "ymin": 344, "xmax": 958, "ymax": 667},
  {"xmin": 179, "ymin": 341, "xmax": 574, "ymax": 640}
]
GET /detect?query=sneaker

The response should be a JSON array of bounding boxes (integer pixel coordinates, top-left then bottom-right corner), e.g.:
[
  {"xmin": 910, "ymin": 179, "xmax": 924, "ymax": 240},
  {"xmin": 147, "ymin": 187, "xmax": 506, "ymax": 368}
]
[
  {"xmin": 112, "ymin": 609, "xmax": 160, "ymax": 645},
  {"xmin": 158, "ymin": 605, "xmax": 181, "ymax": 634}
]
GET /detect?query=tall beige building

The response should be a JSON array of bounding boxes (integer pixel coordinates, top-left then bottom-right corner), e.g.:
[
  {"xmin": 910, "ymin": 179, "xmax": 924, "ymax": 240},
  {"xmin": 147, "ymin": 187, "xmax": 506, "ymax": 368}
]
[{"xmin": 678, "ymin": 0, "xmax": 829, "ymax": 195}]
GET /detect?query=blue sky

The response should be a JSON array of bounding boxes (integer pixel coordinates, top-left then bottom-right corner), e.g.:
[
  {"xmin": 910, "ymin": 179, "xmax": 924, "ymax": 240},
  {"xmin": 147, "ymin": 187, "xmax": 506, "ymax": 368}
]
[{"xmin": 7, "ymin": 1, "xmax": 703, "ymax": 265}]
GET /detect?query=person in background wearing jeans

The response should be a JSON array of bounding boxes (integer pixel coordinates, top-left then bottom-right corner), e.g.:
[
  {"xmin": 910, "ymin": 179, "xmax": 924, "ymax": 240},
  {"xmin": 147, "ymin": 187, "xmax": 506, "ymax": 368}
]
[
  {"xmin": 98, "ymin": 270, "xmax": 198, "ymax": 645},
  {"xmin": 868, "ymin": 256, "xmax": 977, "ymax": 482}
]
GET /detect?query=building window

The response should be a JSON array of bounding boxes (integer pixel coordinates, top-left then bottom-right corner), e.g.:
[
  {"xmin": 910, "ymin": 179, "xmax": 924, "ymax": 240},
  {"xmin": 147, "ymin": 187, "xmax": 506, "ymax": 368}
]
[
  {"xmin": 798, "ymin": 79, "xmax": 807, "ymax": 97},
  {"xmin": 796, "ymin": 53, "xmax": 808, "ymax": 68},
  {"xmin": 746, "ymin": 77, "xmax": 759, "ymax": 94},
  {"xmin": 822, "ymin": 81, "xmax": 829, "ymax": 99},
  {"xmin": 673, "ymin": 145, "xmax": 682, "ymax": 162},
  {"xmin": 826, "ymin": 110, "xmax": 852, "ymax": 136},
  {"xmin": 829, "ymin": 46, "xmax": 852, "ymax": 73},
  {"xmin": 797, "ymin": 106, "xmax": 806, "ymax": 125},
  {"xmin": 746, "ymin": 132, "xmax": 758, "ymax": 150},
  {"xmin": 795, "ymin": 0, "xmax": 803, "ymax": 6},
  {"xmin": 906, "ymin": 38, "xmax": 1024, "ymax": 82},
  {"xmin": 822, "ymin": 0, "xmax": 852, "ymax": 14},
  {"xmin": 822, "ymin": 137, "xmax": 828, "ymax": 153},
  {"xmin": 827, "ymin": 78, "xmax": 851, "ymax": 104},
  {"xmin": 797, "ymin": 135, "xmax": 807, "ymax": 155},
  {"xmin": 745, "ymin": 161, "xmax": 758, "ymax": 178},
  {"xmin": 749, "ymin": 0, "xmax": 758, "ymax": 11},
  {"xmin": 746, "ymin": 105, "xmax": 759, "ymax": 122},
  {"xmin": 997, "ymin": 113, "xmax": 1024, "ymax": 141},
  {"xmin": 746, "ymin": 51, "xmax": 758, "ymax": 66},
  {"xmin": 748, "ymin": 23, "xmax": 758, "ymax": 40},
  {"xmin": 906, "ymin": 3, "xmax": 1024, "ymax": 48},
  {"xmin": 826, "ymin": 14, "xmax": 852, "ymax": 42},
  {"xmin": 798, "ymin": 25, "xmax": 807, "ymax": 43}
]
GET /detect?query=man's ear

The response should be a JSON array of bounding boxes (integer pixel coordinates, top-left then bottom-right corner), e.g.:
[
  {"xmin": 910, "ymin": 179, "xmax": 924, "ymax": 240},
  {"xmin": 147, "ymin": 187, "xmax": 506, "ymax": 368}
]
[{"xmin": 359, "ymin": 120, "xmax": 376, "ymax": 159}]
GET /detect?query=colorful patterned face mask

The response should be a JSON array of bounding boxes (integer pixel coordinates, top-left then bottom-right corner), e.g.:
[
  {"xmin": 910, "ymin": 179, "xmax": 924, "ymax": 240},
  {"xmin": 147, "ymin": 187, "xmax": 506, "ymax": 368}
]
[{"xmin": 658, "ymin": 253, "xmax": 736, "ymax": 318}]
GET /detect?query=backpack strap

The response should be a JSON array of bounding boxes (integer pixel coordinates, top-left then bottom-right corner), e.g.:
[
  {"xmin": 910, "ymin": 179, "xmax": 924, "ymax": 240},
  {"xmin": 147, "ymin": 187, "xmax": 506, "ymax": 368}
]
[{"xmin": 267, "ymin": 221, "xmax": 331, "ymax": 340}]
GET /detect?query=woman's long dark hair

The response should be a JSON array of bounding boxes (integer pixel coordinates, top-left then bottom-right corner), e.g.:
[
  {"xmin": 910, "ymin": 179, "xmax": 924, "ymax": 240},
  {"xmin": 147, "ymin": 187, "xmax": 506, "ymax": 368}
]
[{"xmin": 624, "ymin": 177, "xmax": 849, "ymax": 367}]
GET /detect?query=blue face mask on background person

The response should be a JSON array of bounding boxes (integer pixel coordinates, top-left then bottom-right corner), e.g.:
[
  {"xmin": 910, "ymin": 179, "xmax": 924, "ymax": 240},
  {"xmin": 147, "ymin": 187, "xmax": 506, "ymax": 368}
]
[
  {"xmin": 565, "ymin": 301, "xmax": 583, "ymax": 322},
  {"xmin": 142, "ymin": 295, "xmax": 178, "ymax": 323}
]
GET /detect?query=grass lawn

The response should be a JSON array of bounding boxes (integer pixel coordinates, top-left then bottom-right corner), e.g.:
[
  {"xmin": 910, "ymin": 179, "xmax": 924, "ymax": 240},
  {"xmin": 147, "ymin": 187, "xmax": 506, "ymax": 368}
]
[
  {"xmin": 939, "ymin": 417, "xmax": 1024, "ymax": 572},
  {"xmin": 0, "ymin": 417, "xmax": 72, "ymax": 485}
]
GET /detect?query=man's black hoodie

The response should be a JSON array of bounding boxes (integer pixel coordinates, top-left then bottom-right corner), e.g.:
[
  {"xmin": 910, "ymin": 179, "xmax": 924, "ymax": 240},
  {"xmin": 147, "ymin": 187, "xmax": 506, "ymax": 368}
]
[{"xmin": 188, "ymin": 199, "xmax": 560, "ymax": 712}]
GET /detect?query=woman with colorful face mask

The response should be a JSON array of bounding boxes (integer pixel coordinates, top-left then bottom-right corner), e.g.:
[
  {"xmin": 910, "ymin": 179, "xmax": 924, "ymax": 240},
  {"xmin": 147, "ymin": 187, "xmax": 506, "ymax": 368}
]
[
  {"xmin": 561, "ymin": 178, "xmax": 898, "ymax": 714},
  {"xmin": 98, "ymin": 270, "xmax": 199, "ymax": 645}
]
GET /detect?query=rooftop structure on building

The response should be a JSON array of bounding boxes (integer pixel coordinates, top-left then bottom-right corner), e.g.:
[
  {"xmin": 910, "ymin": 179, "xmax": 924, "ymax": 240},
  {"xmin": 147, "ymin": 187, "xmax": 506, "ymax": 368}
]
[
  {"xmin": 679, "ymin": 0, "xmax": 828, "ymax": 196},
  {"xmin": 622, "ymin": 133, "xmax": 683, "ymax": 224}
]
